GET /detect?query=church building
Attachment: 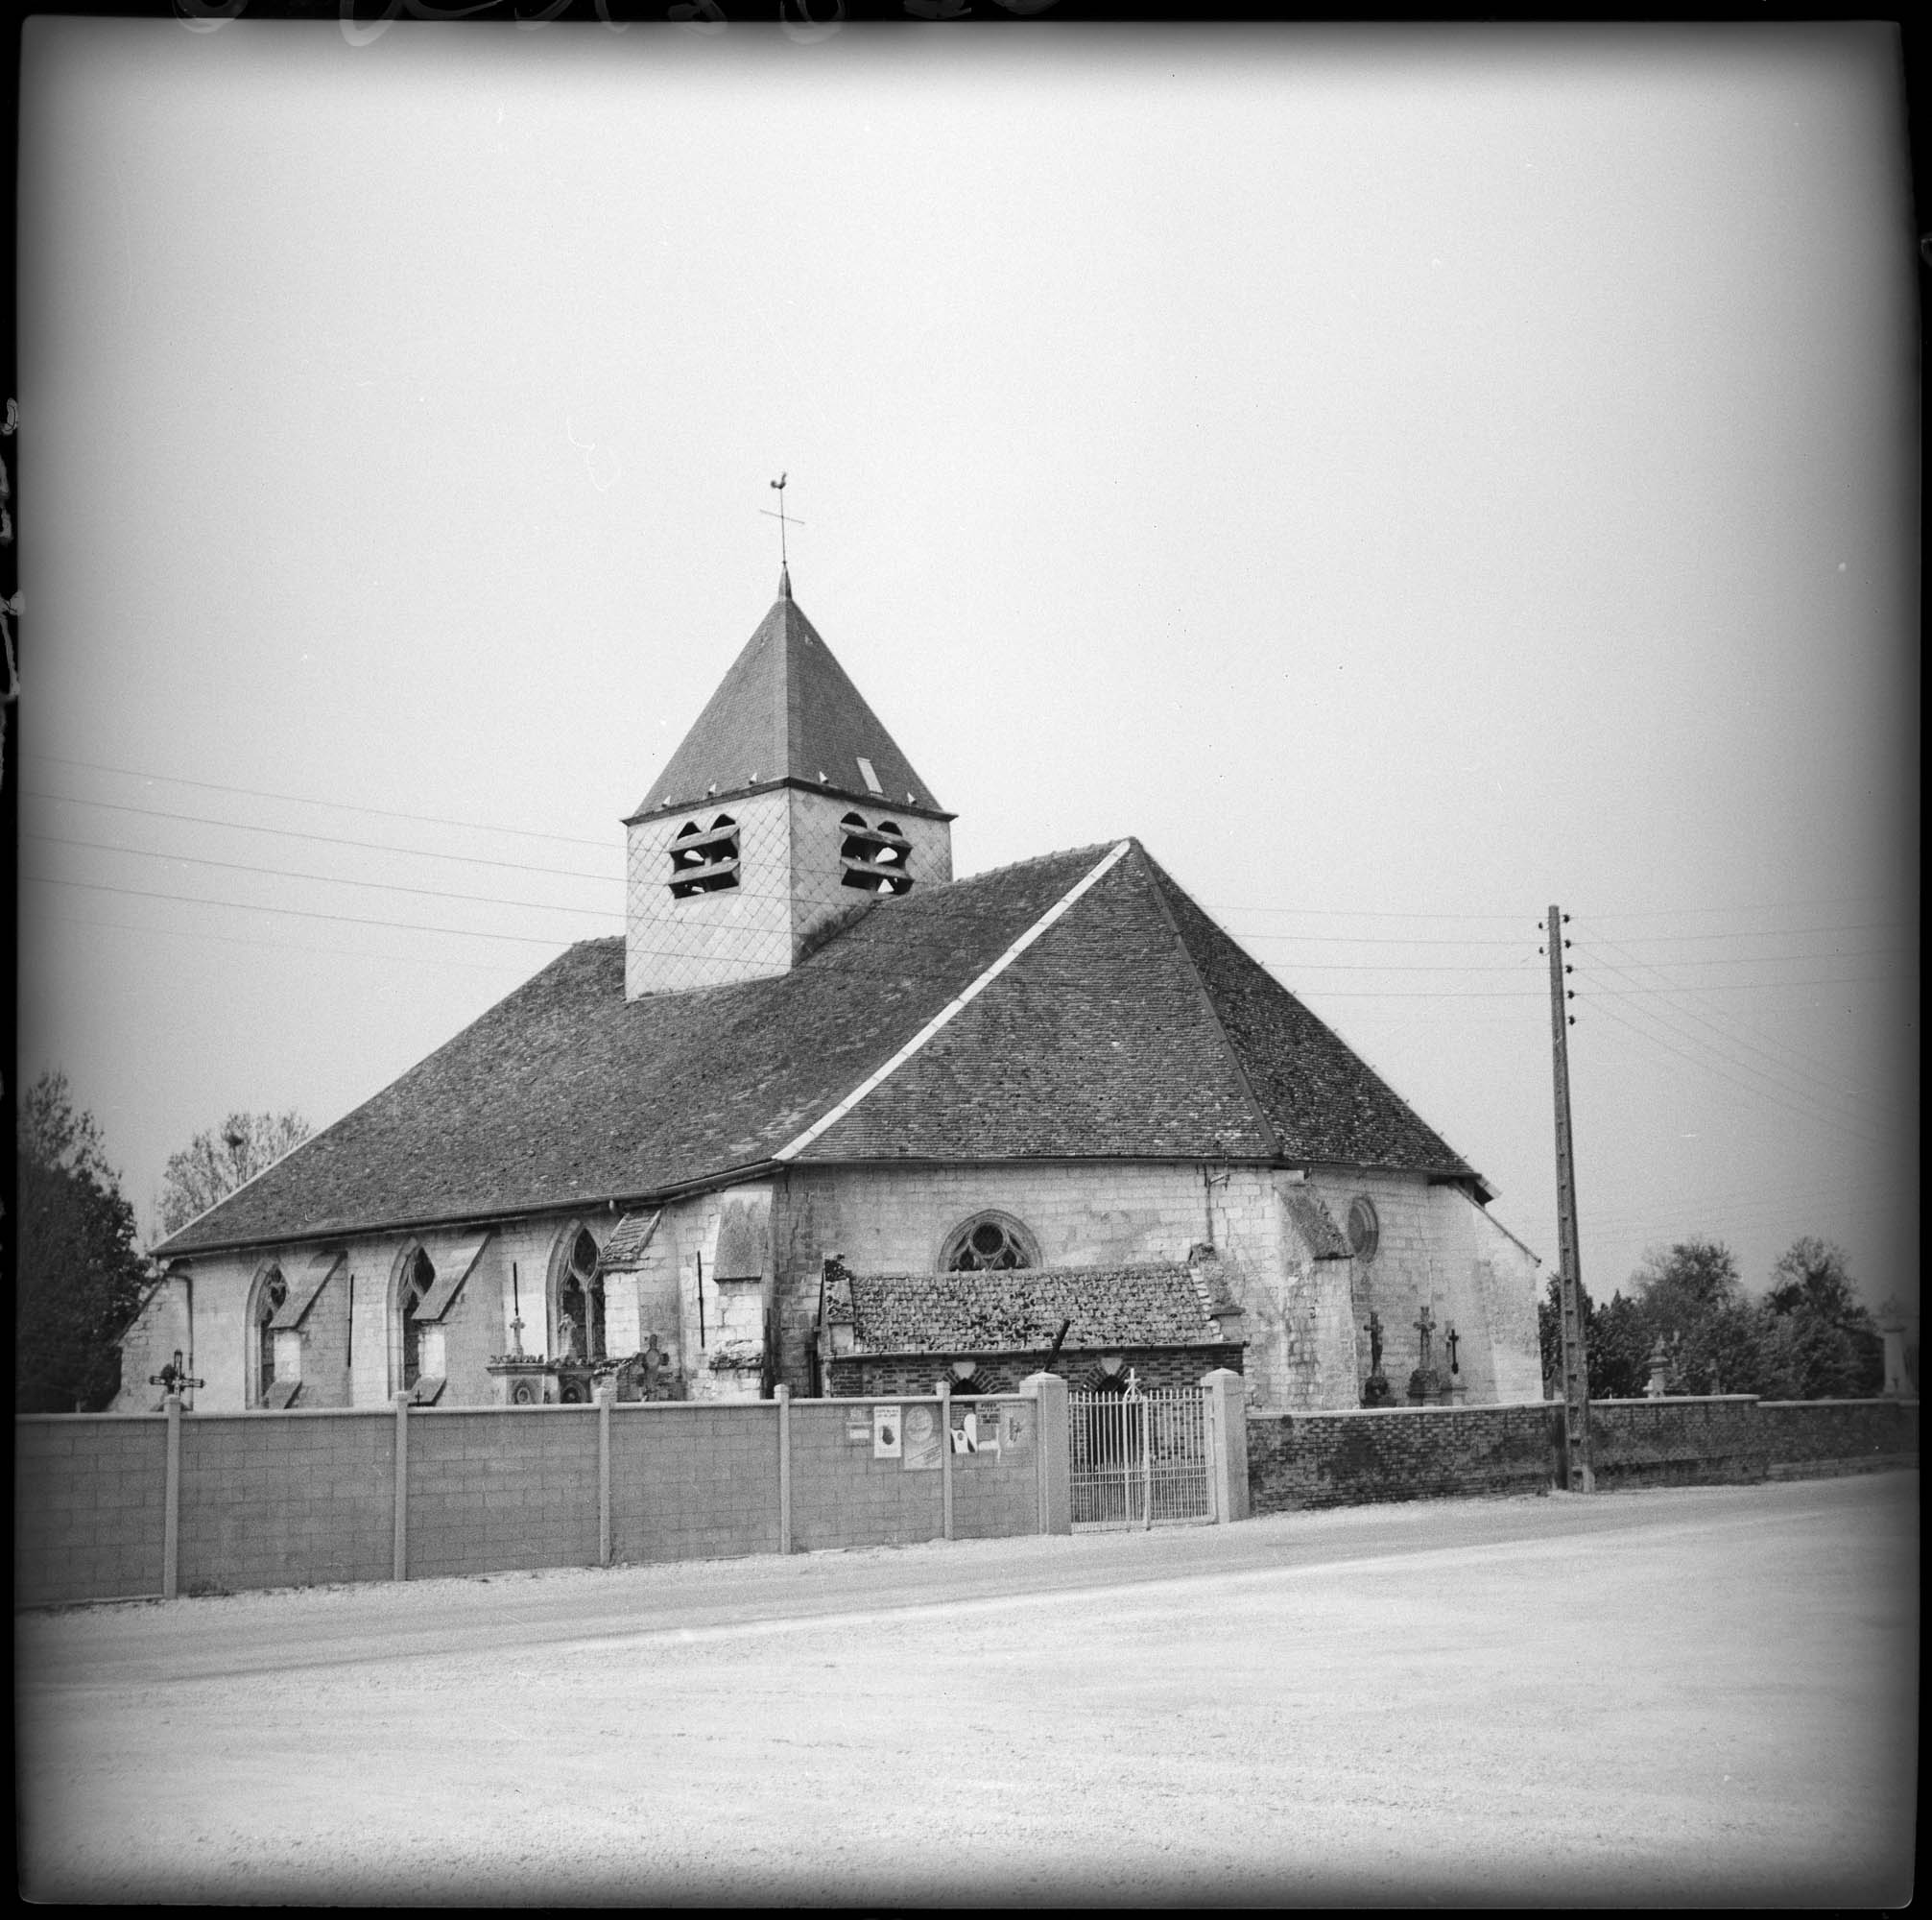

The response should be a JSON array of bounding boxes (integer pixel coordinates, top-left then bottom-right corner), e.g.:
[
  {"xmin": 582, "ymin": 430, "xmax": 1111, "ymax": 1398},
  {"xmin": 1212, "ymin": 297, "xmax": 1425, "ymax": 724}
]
[{"xmin": 121, "ymin": 572, "xmax": 1544, "ymax": 1414}]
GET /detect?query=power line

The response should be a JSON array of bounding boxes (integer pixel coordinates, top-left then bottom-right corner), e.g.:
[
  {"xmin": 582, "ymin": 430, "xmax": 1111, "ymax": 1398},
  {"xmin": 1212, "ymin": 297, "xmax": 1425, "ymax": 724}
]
[
  {"xmin": 1580, "ymin": 941, "xmax": 1886, "ymax": 1127},
  {"xmin": 26, "ymin": 831, "xmax": 622, "ymax": 922},
  {"xmin": 33, "ymin": 908, "xmax": 536, "ymax": 979},
  {"xmin": 23, "ymin": 874, "xmax": 582, "ymax": 948},
  {"xmin": 1584, "ymin": 996, "xmax": 1881, "ymax": 1148},
  {"xmin": 23, "ymin": 790, "xmax": 621, "ymax": 884},
  {"xmin": 28, "ymin": 752, "xmax": 616, "ymax": 849}
]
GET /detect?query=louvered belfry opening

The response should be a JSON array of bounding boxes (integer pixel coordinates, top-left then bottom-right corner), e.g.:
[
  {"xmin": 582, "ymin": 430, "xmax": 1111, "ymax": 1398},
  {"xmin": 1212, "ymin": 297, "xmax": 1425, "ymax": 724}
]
[
  {"xmin": 667, "ymin": 815, "xmax": 742, "ymax": 899},
  {"xmin": 838, "ymin": 813, "xmax": 914, "ymax": 895}
]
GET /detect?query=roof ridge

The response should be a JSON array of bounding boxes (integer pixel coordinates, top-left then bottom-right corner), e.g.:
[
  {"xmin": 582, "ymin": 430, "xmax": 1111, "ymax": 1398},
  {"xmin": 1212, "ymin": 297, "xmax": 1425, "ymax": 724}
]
[
  {"xmin": 1131, "ymin": 847, "xmax": 1286, "ymax": 1161},
  {"xmin": 774, "ymin": 841, "xmax": 1135, "ymax": 1163}
]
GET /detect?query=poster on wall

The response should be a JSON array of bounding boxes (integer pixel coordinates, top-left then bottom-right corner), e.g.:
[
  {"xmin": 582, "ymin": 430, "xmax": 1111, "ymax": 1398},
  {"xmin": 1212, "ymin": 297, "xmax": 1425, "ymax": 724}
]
[
  {"xmin": 901, "ymin": 1403, "xmax": 942, "ymax": 1471},
  {"xmin": 1000, "ymin": 1404, "xmax": 1033, "ymax": 1453},
  {"xmin": 949, "ymin": 1402, "xmax": 998, "ymax": 1453},
  {"xmin": 871, "ymin": 1404, "xmax": 901, "ymax": 1458}
]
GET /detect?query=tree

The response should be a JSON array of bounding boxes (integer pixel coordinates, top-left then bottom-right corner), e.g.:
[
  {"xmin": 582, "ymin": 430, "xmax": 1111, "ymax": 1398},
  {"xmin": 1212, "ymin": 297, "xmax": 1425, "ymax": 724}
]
[
  {"xmin": 156, "ymin": 1110, "xmax": 311, "ymax": 1239},
  {"xmin": 1628, "ymin": 1237, "xmax": 1770, "ymax": 1396},
  {"xmin": 1759, "ymin": 1236, "xmax": 1883, "ymax": 1400},
  {"xmin": 1537, "ymin": 1275, "xmax": 1652, "ymax": 1400},
  {"xmin": 14, "ymin": 1071, "xmax": 152, "ymax": 1412}
]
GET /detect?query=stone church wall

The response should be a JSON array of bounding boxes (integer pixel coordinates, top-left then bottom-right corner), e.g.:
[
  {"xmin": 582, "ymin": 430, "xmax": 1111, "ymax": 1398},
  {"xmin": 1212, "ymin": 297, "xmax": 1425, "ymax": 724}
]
[{"xmin": 122, "ymin": 1164, "xmax": 1540, "ymax": 1418}]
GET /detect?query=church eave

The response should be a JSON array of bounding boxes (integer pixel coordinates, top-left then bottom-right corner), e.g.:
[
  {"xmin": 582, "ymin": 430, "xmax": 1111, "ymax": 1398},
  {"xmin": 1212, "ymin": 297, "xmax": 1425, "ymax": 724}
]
[{"xmin": 623, "ymin": 774, "xmax": 957, "ymax": 829}]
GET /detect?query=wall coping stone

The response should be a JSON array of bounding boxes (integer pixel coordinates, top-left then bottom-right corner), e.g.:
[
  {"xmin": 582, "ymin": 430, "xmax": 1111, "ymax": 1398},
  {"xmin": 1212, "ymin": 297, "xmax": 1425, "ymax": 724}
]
[
  {"xmin": 1753, "ymin": 1397, "xmax": 1918, "ymax": 1411},
  {"xmin": 1252, "ymin": 1400, "xmax": 1551, "ymax": 1421}
]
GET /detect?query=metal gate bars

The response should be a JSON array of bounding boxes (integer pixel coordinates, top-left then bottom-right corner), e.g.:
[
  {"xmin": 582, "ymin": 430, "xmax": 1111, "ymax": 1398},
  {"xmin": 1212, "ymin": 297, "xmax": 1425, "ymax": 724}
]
[{"xmin": 1068, "ymin": 1372, "xmax": 1212, "ymax": 1527}]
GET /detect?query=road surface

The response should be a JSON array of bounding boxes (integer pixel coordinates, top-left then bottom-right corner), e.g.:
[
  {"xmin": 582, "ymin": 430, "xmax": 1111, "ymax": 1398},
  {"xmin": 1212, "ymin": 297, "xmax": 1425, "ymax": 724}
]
[{"xmin": 16, "ymin": 1473, "xmax": 1918, "ymax": 1906}]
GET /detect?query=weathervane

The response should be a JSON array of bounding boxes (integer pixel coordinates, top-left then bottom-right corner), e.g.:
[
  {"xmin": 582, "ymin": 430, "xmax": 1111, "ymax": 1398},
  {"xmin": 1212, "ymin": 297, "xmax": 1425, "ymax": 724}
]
[{"xmin": 761, "ymin": 472, "xmax": 804, "ymax": 580}]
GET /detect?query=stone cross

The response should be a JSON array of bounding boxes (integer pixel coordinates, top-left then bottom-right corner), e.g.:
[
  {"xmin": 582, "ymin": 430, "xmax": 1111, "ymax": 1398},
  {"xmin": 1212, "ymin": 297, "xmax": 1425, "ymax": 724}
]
[
  {"xmin": 1445, "ymin": 1324, "xmax": 1460, "ymax": 1375},
  {"xmin": 1414, "ymin": 1304, "xmax": 1436, "ymax": 1374}
]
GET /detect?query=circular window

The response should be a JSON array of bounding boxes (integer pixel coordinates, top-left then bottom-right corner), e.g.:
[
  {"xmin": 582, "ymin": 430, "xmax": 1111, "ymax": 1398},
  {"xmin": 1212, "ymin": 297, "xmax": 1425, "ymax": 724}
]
[
  {"xmin": 1348, "ymin": 1196, "xmax": 1380, "ymax": 1261},
  {"xmin": 942, "ymin": 1212, "xmax": 1036, "ymax": 1272}
]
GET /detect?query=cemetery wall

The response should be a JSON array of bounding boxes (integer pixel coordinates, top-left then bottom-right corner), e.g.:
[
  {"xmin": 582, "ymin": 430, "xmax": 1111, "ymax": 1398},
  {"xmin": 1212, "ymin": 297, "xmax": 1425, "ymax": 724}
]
[
  {"xmin": 1247, "ymin": 1395, "xmax": 1920, "ymax": 1512},
  {"xmin": 14, "ymin": 1388, "xmax": 1052, "ymax": 1607}
]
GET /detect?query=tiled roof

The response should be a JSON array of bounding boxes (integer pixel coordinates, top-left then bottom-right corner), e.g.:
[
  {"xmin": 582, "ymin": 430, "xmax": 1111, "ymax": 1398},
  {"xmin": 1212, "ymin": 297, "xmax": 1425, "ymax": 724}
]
[
  {"xmin": 841, "ymin": 1263, "xmax": 1230, "ymax": 1355},
  {"xmin": 157, "ymin": 840, "xmax": 1483, "ymax": 1258},
  {"xmin": 629, "ymin": 586, "xmax": 945, "ymax": 819},
  {"xmin": 597, "ymin": 1210, "xmax": 661, "ymax": 1271}
]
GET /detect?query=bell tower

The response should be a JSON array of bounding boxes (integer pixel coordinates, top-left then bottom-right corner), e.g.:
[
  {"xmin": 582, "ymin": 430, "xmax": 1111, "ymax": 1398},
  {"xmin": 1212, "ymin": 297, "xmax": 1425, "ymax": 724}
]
[{"xmin": 623, "ymin": 575, "xmax": 955, "ymax": 997}]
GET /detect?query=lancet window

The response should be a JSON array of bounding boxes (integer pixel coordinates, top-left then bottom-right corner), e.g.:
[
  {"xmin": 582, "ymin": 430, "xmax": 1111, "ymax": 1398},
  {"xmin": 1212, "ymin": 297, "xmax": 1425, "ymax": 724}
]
[
  {"xmin": 397, "ymin": 1247, "xmax": 435, "ymax": 1390},
  {"xmin": 555, "ymin": 1228, "xmax": 606, "ymax": 1365},
  {"xmin": 252, "ymin": 1264, "xmax": 288, "ymax": 1405}
]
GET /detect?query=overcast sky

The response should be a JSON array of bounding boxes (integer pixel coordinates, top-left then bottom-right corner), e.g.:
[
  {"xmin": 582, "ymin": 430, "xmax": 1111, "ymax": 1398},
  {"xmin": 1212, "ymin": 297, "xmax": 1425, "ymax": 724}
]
[{"xmin": 17, "ymin": 19, "xmax": 1918, "ymax": 1318}]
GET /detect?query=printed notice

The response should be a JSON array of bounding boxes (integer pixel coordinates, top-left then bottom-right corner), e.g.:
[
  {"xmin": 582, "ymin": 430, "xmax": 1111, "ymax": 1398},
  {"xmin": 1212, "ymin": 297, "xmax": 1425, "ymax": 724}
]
[
  {"xmin": 902, "ymin": 1403, "xmax": 942, "ymax": 1471},
  {"xmin": 1000, "ymin": 1403, "xmax": 1033, "ymax": 1453},
  {"xmin": 872, "ymin": 1404, "xmax": 901, "ymax": 1458}
]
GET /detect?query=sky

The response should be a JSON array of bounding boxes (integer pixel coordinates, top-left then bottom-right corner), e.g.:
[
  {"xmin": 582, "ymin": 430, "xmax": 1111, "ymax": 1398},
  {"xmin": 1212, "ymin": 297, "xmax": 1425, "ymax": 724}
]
[{"xmin": 15, "ymin": 19, "xmax": 1919, "ymax": 1317}]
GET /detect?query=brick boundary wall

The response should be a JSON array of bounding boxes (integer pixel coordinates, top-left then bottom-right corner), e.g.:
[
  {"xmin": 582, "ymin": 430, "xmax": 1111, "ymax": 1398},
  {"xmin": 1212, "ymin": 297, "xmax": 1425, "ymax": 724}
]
[
  {"xmin": 14, "ymin": 1381, "xmax": 1073, "ymax": 1609},
  {"xmin": 1248, "ymin": 1396, "xmax": 1920, "ymax": 1513}
]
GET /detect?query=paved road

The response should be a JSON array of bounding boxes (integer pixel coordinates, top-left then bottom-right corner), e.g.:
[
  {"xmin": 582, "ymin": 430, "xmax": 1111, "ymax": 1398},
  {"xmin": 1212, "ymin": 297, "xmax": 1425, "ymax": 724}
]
[{"xmin": 17, "ymin": 1474, "xmax": 1919, "ymax": 1906}]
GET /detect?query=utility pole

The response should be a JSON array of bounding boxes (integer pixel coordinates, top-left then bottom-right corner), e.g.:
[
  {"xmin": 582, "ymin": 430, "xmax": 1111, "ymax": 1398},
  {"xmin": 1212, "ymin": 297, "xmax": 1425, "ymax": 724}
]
[{"xmin": 1547, "ymin": 905, "xmax": 1592, "ymax": 1491}]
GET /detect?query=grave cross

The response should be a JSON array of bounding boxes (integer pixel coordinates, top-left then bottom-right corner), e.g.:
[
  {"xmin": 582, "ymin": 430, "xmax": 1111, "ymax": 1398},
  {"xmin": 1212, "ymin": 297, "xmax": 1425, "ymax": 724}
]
[
  {"xmin": 1413, "ymin": 1304, "xmax": 1436, "ymax": 1374},
  {"xmin": 148, "ymin": 1350, "xmax": 205, "ymax": 1397},
  {"xmin": 1445, "ymin": 1325, "xmax": 1461, "ymax": 1375}
]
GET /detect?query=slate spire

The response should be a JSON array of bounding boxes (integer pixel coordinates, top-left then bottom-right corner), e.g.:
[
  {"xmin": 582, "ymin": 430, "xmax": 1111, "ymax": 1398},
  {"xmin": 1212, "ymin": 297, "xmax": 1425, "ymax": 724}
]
[{"xmin": 629, "ymin": 587, "xmax": 946, "ymax": 821}]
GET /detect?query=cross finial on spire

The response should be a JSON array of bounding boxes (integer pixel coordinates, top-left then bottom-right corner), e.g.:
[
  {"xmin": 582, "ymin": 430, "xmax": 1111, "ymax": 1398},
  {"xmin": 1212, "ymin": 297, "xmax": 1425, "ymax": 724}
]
[{"xmin": 762, "ymin": 472, "xmax": 804, "ymax": 598}]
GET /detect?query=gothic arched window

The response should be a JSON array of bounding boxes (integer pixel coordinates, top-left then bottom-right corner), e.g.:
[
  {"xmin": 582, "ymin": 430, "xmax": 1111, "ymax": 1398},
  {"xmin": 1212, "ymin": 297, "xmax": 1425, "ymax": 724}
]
[
  {"xmin": 668, "ymin": 814, "xmax": 741, "ymax": 899},
  {"xmin": 252, "ymin": 1264, "xmax": 287, "ymax": 1405},
  {"xmin": 941, "ymin": 1212, "xmax": 1037, "ymax": 1272},
  {"xmin": 555, "ymin": 1227, "xmax": 606, "ymax": 1365},
  {"xmin": 397, "ymin": 1247, "xmax": 435, "ymax": 1390},
  {"xmin": 839, "ymin": 812, "xmax": 914, "ymax": 896}
]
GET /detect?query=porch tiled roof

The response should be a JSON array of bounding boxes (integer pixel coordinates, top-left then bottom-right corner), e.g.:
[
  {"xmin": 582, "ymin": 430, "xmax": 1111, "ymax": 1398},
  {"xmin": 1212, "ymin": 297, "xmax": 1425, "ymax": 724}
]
[{"xmin": 840, "ymin": 1263, "xmax": 1232, "ymax": 1356}]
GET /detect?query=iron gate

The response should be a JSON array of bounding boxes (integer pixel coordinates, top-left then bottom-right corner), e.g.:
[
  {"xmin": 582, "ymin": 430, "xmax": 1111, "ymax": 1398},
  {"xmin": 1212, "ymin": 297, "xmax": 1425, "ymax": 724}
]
[{"xmin": 1069, "ymin": 1373, "xmax": 1212, "ymax": 1527}]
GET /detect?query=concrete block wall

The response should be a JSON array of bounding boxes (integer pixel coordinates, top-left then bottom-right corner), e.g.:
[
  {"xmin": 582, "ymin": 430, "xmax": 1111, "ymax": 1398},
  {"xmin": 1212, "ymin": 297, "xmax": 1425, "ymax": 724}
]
[
  {"xmin": 408, "ymin": 1407, "xmax": 600, "ymax": 1579},
  {"xmin": 16, "ymin": 1391, "xmax": 1056, "ymax": 1609},
  {"xmin": 178, "ymin": 1410, "xmax": 395, "ymax": 1595},
  {"xmin": 608, "ymin": 1404, "xmax": 781, "ymax": 1565},
  {"xmin": 14, "ymin": 1416, "xmax": 169, "ymax": 1605},
  {"xmin": 788, "ymin": 1399, "xmax": 946, "ymax": 1551},
  {"xmin": 948, "ymin": 1416, "xmax": 1041, "ymax": 1541}
]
